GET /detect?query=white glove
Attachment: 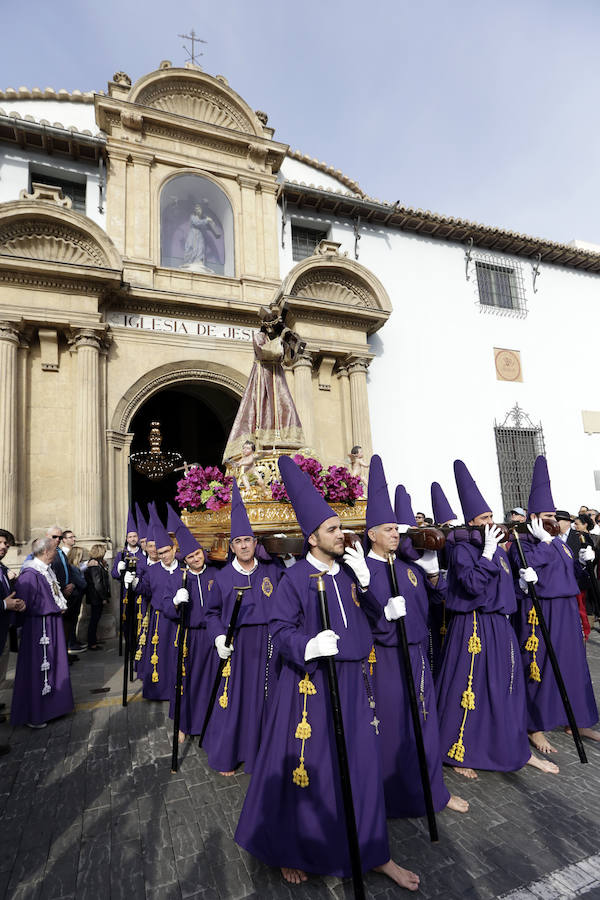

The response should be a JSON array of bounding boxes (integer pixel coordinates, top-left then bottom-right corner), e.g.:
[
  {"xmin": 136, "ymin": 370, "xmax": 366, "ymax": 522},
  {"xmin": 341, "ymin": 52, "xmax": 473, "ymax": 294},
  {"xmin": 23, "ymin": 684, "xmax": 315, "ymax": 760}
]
[
  {"xmin": 173, "ymin": 588, "xmax": 189, "ymax": 606},
  {"xmin": 482, "ymin": 524, "xmax": 504, "ymax": 561},
  {"xmin": 414, "ymin": 550, "xmax": 439, "ymax": 576},
  {"xmin": 527, "ymin": 516, "xmax": 552, "ymax": 544},
  {"xmin": 518, "ymin": 567, "xmax": 537, "ymax": 592},
  {"xmin": 343, "ymin": 544, "xmax": 370, "ymax": 588},
  {"xmin": 397, "ymin": 523, "xmax": 411, "ymax": 534},
  {"xmin": 123, "ymin": 570, "xmax": 136, "ymax": 587},
  {"xmin": 384, "ymin": 595, "xmax": 406, "ymax": 621},
  {"xmin": 304, "ymin": 629, "xmax": 339, "ymax": 661},
  {"xmin": 117, "ymin": 560, "xmax": 126, "ymax": 574},
  {"xmin": 215, "ymin": 634, "xmax": 233, "ymax": 660},
  {"xmin": 579, "ymin": 546, "xmax": 595, "ymax": 564}
]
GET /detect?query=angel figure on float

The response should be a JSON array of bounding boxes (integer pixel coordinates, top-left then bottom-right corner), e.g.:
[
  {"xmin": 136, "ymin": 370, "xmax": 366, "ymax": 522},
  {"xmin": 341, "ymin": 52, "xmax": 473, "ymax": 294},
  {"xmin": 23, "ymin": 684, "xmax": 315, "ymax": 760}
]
[{"xmin": 349, "ymin": 445, "xmax": 369, "ymax": 490}]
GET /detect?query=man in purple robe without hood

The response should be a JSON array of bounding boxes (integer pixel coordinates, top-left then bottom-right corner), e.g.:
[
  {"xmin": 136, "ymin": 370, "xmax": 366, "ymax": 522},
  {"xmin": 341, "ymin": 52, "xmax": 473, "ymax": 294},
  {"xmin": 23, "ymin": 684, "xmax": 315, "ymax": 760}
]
[
  {"xmin": 435, "ymin": 460, "xmax": 559, "ymax": 779},
  {"xmin": 204, "ymin": 478, "xmax": 283, "ymax": 775},
  {"xmin": 235, "ymin": 456, "xmax": 420, "ymax": 891},
  {"xmin": 11, "ymin": 536, "xmax": 74, "ymax": 728},
  {"xmin": 508, "ymin": 455, "xmax": 599, "ymax": 754},
  {"xmin": 364, "ymin": 456, "xmax": 468, "ymax": 818}
]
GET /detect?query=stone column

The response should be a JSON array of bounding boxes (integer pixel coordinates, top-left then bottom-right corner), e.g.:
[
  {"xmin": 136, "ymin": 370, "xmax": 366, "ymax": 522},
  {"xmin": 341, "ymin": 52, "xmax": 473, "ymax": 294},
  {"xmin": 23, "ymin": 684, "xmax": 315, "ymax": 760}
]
[
  {"xmin": 16, "ymin": 332, "xmax": 31, "ymax": 543},
  {"xmin": 336, "ymin": 364, "xmax": 353, "ymax": 458},
  {"xmin": 292, "ymin": 351, "xmax": 315, "ymax": 450},
  {"xmin": 0, "ymin": 322, "xmax": 19, "ymax": 536},
  {"xmin": 348, "ymin": 357, "xmax": 373, "ymax": 460},
  {"xmin": 237, "ymin": 175, "xmax": 259, "ymax": 277},
  {"xmin": 72, "ymin": 329, "xmax": 103, "ymax": 542}
]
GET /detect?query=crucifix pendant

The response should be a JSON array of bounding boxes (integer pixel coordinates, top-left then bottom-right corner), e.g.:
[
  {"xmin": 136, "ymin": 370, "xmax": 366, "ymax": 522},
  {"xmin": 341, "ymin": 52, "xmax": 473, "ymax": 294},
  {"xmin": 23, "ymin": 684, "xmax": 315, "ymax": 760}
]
[
  {"xmin": 370, "ymin": 715, "xmax": 380, "ymax": 735},
  {"xmin": 419, "ymin": 691, "xmax": 428, "ymax": 720}
]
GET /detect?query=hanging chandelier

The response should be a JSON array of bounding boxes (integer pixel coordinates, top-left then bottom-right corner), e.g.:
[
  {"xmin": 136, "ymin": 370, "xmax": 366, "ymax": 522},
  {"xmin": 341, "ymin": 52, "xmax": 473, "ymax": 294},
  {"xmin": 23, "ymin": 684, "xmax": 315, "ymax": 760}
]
[{"xmin": 130, "ymin": 421, "xmax": 183, "ymax": 481}]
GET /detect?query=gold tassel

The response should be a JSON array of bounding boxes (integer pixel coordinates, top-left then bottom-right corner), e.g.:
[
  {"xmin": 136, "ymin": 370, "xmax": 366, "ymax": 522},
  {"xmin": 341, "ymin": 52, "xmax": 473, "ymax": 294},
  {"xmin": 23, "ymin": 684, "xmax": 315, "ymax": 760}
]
[
  {"xmin": 180, "ymin": 628, "xmax": 188, "ymax": 694},
  {"xmin": 447, "ymin": 611, "xmax": 481, "ymax": 762},
  {"xmin": 135, "ymin": 610, "xmax": 150, "ymax": 661},
  {"xmin": 368, "ymin": 644, "xmax": 377, "ymax": 676},
  {"xmin": 218, "ymin": 649, "xmax": 232, "ymax": 709},
  {"xmin": 526, "ymin": 605, "xmax": 542, "ymax": 682},
  {"xmin": 293, "ymin": 674, "xmax": 316, "ymax": 788},
  {"xmin": 136, "ymin": 595, "xmax": 142, "ymax": 638},
  {"xmin": 151, "ymin": 612, "xmax": 160, "ymax": 683}
]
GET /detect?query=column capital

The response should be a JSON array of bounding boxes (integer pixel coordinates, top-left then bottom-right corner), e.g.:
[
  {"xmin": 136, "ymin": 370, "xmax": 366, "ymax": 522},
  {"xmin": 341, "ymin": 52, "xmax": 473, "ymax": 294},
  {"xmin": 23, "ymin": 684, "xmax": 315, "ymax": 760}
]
[
  {"xmin": 336, "ymin": 363, "xmax": 350, "ymax": 379},
  {"xmin": 291, "ymin": 350, "xmax": 314, "ymax": 370},
  {"xmin": 347, "ymin": 356, "xmax": 371, "ymax": 375},
  {"xmin": 69, "ymin": 328, "xmax": 103, "ymax": 352},
  {"xmin": 0, "ymin": 321, "xmax": 21, "ymax": 345}
]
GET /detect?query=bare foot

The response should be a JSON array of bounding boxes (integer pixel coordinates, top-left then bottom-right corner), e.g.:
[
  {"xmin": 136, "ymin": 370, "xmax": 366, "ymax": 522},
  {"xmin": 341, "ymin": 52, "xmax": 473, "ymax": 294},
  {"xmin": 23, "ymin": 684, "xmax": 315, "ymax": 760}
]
[
  {"xmin": 281, "ymin": 868, "xmax": 308, "ymax": 884},
  {"xmin": 374, "ymin": 859, "xmax": 420, "ymax": 891},
  {"xmin": 452, "ymin": 766, "xmax": 478, "ymax": 779},
  {"xmin": 219, "ymin": 770, "xmax": 236, "ymax": 777},
  {"xmin": 446, "ymin": 794, "xmax": 469, "ymax": 813},
  {"xmin": 526, "ymin": 753, "xmax": 559, "ymax": 774},
  {"xmin": 178, "ymin": 730, "xmax": 186, "ymax": 745},
  {"xmin": 566, "ymin": 727, "xmax": 600, "ymax": 742},
  {"xmin": 529, "ymin": 731, "xmax": 557, "ymax": 754}
]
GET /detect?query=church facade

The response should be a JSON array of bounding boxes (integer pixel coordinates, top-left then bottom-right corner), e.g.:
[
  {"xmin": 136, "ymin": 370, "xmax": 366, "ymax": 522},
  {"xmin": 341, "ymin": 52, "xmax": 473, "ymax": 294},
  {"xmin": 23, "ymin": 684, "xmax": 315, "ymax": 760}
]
[{"xmin": 1, "ymin": 61, "xmax": 599, "ymax": 561}]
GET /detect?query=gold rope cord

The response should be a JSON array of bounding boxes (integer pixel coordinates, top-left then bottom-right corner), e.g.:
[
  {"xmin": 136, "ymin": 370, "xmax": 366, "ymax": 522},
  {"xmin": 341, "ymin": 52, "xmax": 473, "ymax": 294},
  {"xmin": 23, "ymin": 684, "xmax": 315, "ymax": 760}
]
[
  {"xmin": 219, "ymin": 640, "xmax": 233, "ymax": 708},
  {"xmin": 136, "ymin": 594, "xmax": 143, "ymax": 638},
  {"xmin": 182, "ymin": 628, "xmax": 188, "ymax": 694},
  {"xmin": 368, "ymin": 644, "xmax": 377, "ymax": 676},
  {"xmin": 293, "ymin": 672, "xmax": 316, "ymax": 787},
  {"xmin": 525, "ymin": 606, "xmax": 541, "ymax": 682},
  {"xmin": 447, "ymin": 610, "xmax": 482, "ymax": 763},
  {"xmin": 135, "ymin": 609, "xmax": 150, "ymax": 661},
  {"xmin": 150, "ymin": 611, "xmax": 160, "ymax": 683}
]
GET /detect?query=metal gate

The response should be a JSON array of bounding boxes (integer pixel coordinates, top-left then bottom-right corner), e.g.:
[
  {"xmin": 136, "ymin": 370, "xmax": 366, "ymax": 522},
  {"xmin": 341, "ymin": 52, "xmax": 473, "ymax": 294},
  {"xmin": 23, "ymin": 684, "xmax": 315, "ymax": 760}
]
[{"xmin": 494, "ymin": 403, "xmax": 545, "ymax": 512}]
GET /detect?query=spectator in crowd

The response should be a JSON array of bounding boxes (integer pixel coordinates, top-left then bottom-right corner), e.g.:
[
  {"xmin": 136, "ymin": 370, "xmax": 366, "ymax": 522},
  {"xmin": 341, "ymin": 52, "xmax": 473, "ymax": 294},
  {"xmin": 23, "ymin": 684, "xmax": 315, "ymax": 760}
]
[
  {"xmin": 11, "ymin": 536, "xmax": 74, "ymax": 729},
  {"xmin": 59, "ymin": 529, "xmax": 76, "ymax": 558},
  {"xmin": 424, "ymin": 516, "xmax": 434, "ymax": 525},
  {"xmin": 0, "ymin": 529, "xmax": 25, "ymax": 751},
  {"xmin": 415, "ymin": 511, "xmax": 426, "ymax": 526},
  {"xmin": 49, "ymin": 525, "xmax": 87, "ymax": 657},
  {"xmin": 84, "ymin": 544, "xmax": 111, "ymax": 651},
  {"xmin": 505, "ymin": 507, "xmax": 527, "ymax": 525}
]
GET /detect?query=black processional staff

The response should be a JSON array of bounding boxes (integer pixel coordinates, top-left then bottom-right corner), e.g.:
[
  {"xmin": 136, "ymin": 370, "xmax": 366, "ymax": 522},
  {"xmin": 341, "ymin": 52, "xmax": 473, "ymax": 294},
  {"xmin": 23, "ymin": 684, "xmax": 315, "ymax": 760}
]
[
  {"xmin": 171, "ymin": 566, "xmax": 189, "ymax": 774},
  {"xmin": 198, "ymin": 585, "xmax": 251, "ymax": 748},
  {"xmin": 578, "ymin": 534, "xmax": 600, "ymax": 619},
  {"xmin": 121, "ymin": 557, "xmax": 137, "ymax": 707},
  {"xmin": 118, "ymin": 538, "xmax": 128, "ymax": 657},
  {"xmin": 512, "ymin": 528, "xmax": 587, "ymax": 764},
  {"xmin": 310, "ymin": 572, "xmax": 365, "ymax": 900},
  {"xmin": 386, "ymin": 553, "xmax": 439, "ymax": 843}
]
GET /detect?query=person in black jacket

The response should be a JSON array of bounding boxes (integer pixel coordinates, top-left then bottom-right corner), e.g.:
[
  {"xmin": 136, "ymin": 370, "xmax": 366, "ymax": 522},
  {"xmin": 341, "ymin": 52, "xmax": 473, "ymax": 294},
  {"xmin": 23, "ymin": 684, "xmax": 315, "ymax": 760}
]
[{"xmin": 84, "ymin": 544, "xmax": 111, "ymax": 650}]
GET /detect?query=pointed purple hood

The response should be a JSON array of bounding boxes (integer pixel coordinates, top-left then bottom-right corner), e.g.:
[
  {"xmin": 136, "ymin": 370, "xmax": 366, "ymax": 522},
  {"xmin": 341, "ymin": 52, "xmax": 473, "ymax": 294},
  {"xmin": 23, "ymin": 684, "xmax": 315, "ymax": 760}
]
[
  {"xmin": 527, "ymin": 455, "xmax": 555, "ymax": 514},
  {"xmin": 366, "ymin": 455, "xmax": 396, "ymax": 532},
  {"xmin": 230, "ymin": 478, "xmax": 254, "ymax": 540},
  {"xmin": 278, "ymin": 456, "xmax": 336, "ymax": 537},
  {"xmin": 454, "ymin": 459, "xmax": 491, "ymax": 523},
  {"xmin": 394, "ymin": 485, "xmax": 417, "ymax": 526},
  {"xmin": 134, "ymin": 503, "xmax": 148, "ymax": 540},
  {"xmin": 175, "ymin": 521, "xmax": 202, "ymax": 560},
  {"xmin": 166, "ymin": 502, "xmax": 183, "ymax": 534},
  {"xmin": 430, "ymin": 481, "xmax": 457, "ymax": 525},
  {"xmin": 126, "ymin": 508, "xmax": 137, "ymax": 537}
]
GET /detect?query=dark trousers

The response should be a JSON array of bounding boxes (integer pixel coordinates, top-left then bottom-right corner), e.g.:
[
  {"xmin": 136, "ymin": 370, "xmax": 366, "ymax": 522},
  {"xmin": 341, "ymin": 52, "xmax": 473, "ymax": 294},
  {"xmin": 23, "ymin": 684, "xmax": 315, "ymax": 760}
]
[{"xmin": 87, "ymin": 605, "xmax": 103, "ymax": 647}]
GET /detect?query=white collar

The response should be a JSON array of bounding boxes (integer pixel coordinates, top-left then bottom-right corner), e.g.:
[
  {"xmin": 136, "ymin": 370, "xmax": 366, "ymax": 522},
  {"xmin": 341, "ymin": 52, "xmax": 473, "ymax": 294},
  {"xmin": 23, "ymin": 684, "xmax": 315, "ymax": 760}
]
[
  {"xmin": 306, "ymin": 551, "xmax": 340, "ymax": 576},
  {"xmin": 147, "ymin": 558, "xmax": 158, "ymax": 566},
  {"xmin": 190, "ymin": 565, "xmax": 207, "ymax": 576},
  {"xmin": 26, "ymin": 557, "xmax": 67, "ymax": 609},
  {"xmin": 232, "ymin": 557, "xmax": 258, "ymax": 575},
  {"xmin": 160, "ymin": 559, "xmax": 179, "ymax": 573},
  {"xmin": 367, "ymin": 549, "xmax": 389, "ymax": 562},
  {"xmin": 126, "ymin": 545, "xmax": 139, "ymax": 553}
]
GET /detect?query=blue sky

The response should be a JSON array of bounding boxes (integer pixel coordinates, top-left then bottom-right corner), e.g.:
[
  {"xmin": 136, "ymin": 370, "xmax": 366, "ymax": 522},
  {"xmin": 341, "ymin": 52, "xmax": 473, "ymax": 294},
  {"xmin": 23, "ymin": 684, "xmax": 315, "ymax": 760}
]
[{"xmin": 2, "ymin": 0, "xmax": 599, "ymax": 244}]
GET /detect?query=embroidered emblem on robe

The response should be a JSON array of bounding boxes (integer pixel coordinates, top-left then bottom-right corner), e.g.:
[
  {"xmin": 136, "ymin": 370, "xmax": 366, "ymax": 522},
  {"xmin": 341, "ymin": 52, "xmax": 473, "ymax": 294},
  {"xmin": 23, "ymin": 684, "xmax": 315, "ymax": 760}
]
[
  {"xmin": 562, "ymin": 545, "xmax": 573, "ymax": 559},
  {"xmin": 208, "ymin": 579, "xmax": 214, "ymax": 591},
  {"xmin": 351, "ymin": 583, "xmax": 360, "ymax": 607},
  {"xmin": 500, "ymin": 557, "xmax": 510, "ymax": 574},
  {"xmin": 407, "ymin": 568, "xmax": 418, "ymax": 587},
  {"xmin": 262, "ymin": 577, "xmax": 273, "ymax": 597}
]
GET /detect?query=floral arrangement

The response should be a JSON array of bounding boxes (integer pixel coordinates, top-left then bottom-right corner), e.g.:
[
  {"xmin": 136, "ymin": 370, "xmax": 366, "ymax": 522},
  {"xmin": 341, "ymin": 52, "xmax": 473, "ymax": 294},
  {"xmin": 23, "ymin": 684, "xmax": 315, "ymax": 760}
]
[
  {"xmin": 175, "ymin": 465, "xmax": 233, "ymax": 512},
  {"xmin": 271, "ymin": 454, "xmax": 363, "ymax": 505}
]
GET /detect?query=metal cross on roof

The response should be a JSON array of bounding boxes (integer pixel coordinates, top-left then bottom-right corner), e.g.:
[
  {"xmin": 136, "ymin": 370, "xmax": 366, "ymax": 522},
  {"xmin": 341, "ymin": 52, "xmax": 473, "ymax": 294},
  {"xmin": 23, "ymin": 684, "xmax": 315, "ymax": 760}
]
[{"xmin": 178, "ymin": 29, "xmax": 207, "ymax": 65}]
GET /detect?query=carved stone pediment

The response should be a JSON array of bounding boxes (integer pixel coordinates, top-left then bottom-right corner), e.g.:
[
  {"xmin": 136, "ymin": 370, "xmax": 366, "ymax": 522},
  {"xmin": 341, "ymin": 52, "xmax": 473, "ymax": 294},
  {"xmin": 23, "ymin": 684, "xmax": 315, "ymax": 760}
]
[
  {"xmin": 0, "ymin": 219, "xmax": 109, "ymax": 267},
  {"xmin": 19, "ymin": 183, "xmax": 72, "ymax": 208},
  {"xmin": 290, "ymin": 267, "xmax": 377, "ymax": 309},
  {"xmin": 134, "ymin": 76, "xmax": 256, "ymax": 134}
]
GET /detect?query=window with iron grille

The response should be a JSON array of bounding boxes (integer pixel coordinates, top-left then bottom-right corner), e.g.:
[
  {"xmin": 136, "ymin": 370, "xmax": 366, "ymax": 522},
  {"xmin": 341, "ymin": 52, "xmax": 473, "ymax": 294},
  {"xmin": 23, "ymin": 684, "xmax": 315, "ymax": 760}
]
[
  {"xmin": 474, "ymin": 255, "xmax": 527, "ymax": 316},
  {"xmin": 29, "ymin": 171, "xmax": 86, "ymax": 213},
  {"xmin": 291, "ymin": 224, "xmax": 328, "ymax": 261},
  {"xmin": 494, "ymin": 404, "xmax": 545, "ymax": 512}
]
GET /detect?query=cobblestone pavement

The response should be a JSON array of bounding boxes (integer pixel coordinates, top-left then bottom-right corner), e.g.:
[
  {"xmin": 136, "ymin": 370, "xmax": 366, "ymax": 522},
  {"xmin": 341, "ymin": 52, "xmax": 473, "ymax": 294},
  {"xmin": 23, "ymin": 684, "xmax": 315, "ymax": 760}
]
[{"xmin": 2, "ymin": 632, "xmax": 600, "ymax": 900}]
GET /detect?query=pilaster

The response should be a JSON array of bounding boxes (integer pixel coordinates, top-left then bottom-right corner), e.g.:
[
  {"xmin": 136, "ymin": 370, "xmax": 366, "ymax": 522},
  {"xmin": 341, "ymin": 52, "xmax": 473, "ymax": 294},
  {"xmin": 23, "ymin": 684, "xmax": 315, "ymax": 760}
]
[
  {"xmin": 71, "ymin": 329, "xmax": 103, "ymax": 542},
  {"xmin": 347, "ymin": 356, "xmax": 373, "ymax": 460},
  {"xmin": 292, "ymin": 351, "xmax": 315, "ymax": 450},
  {"xmin": 0, "ymin": 322, "xmax": 20, "ymax": 536}
]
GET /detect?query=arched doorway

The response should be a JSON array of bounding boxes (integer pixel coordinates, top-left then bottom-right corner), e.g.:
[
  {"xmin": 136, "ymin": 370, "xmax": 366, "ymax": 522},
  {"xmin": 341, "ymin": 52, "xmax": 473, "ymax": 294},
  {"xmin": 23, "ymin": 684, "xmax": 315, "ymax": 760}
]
[{"xmin": 129, "ymin": 383, "xmax": 239, "ymax": 515}]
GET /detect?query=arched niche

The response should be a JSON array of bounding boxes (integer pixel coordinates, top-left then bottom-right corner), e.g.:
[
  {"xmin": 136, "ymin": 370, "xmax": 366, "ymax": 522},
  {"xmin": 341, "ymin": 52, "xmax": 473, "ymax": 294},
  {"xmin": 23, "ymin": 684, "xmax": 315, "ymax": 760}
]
[{"xmin": 160, "ymin": 173, "xmax": 234, "ymax": 276}]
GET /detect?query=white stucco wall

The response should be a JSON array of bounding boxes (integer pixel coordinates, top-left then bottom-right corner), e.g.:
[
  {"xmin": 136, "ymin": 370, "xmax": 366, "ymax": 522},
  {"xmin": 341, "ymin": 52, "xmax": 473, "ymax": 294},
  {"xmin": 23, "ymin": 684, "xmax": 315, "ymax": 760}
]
[{"xmin": 279, "ymin": 204, "xmax": 600, "ymax": 518}]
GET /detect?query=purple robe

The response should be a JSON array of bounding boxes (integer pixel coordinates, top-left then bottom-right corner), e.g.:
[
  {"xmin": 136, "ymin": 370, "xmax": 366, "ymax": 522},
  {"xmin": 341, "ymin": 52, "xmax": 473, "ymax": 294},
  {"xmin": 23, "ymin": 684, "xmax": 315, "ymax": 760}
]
[
  {"xmin": 160, "ymin": 566, "xmax": 221, "ymax": 734},
  {"xmin": 11, "ymin": 567, "xmax": 74, "ymax": 726},
  {"xmin": 112, "ymin": 547, "xmax": 147, "ymax": 641},
  {"xmin": 435, "ymin": 533, "xmax": 531, "ymax": 771},
  {"xmin": 137, "ymin": 562, "xmax": 182, "ymax": 701},
  {"xmin": 367, "ymin": 553, "xmax": 450, "ymax": 817},
  {"xmin": 509, "ymin": 535, "xmax": 598, "ymax": 731},
  {"xmin": 204, "ymin": 559, "xmax": 282, "ymax": 773},
  {"xmin": 235, "ymin": 558, "xmax": 390, "ymax": 877}
]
